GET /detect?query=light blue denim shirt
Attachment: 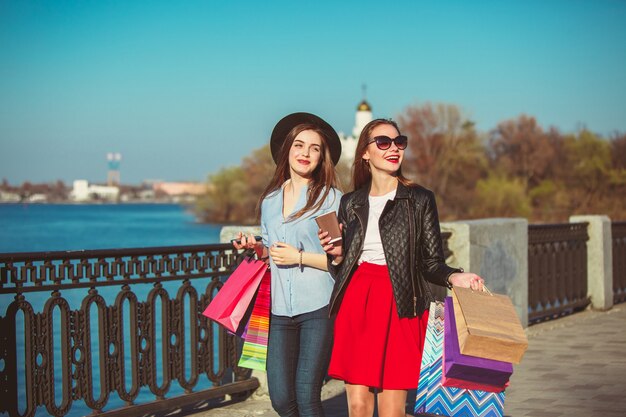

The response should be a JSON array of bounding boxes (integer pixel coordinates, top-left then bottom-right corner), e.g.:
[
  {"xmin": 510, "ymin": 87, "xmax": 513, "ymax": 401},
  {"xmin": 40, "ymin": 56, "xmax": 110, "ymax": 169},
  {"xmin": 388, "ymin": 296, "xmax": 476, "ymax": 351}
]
[{"xmin": 261, "ymin": 184, "xmax": 342, "ymax": 317}]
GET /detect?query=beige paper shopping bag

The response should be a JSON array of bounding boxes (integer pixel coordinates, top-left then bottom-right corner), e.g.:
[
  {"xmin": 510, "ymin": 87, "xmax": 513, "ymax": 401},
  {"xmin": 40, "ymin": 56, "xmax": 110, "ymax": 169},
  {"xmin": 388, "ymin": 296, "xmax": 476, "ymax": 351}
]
[{"xmin": 452, "ymin": 286, "xmax": 528, "ymax": 364}]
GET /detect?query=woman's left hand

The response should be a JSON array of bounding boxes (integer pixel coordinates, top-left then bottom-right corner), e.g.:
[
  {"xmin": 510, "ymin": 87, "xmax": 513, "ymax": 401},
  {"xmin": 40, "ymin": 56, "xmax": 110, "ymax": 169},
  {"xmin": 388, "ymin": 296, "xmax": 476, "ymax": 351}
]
[
  {"xmin": 449, "ymin": 272, "xmax": 485, "ymax": 291},
  {"xmin": 269, "ymin": 242, "xmax": 300, "ymax": 266}
]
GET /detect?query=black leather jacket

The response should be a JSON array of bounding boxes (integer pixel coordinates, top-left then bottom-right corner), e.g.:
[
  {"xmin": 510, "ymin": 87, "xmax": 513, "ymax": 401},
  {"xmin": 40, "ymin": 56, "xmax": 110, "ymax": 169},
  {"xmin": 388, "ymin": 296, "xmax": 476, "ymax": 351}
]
[{"xmin": 328, "ymin": 181, "xmax": 460, "ymax": 318}]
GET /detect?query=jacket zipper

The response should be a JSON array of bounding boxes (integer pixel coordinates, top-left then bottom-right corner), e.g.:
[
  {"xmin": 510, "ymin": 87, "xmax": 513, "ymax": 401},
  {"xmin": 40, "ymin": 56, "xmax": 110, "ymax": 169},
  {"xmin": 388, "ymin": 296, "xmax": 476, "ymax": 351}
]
[{"xmin": 407, "ymin": 201, "xmax": 417, "ymax": 316}]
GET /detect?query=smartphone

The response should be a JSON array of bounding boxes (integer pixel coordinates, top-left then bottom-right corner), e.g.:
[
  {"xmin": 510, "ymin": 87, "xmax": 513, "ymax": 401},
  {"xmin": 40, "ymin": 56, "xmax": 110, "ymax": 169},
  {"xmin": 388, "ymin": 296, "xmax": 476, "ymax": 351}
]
[{"xmin": 231, "ymin": 235, "xmax": 263, "ymax": 245}]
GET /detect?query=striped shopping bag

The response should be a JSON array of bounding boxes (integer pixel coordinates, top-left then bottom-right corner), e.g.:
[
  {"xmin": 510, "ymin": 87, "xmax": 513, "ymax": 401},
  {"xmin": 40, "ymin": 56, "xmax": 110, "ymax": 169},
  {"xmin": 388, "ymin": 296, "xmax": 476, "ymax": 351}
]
[
  {"xmin": 415, "ymin": 301, "xmax": 505, "ymax": 417},
  {"xmin": 238, "ymin": 270, "xmax": 271, "ymax": 371}
]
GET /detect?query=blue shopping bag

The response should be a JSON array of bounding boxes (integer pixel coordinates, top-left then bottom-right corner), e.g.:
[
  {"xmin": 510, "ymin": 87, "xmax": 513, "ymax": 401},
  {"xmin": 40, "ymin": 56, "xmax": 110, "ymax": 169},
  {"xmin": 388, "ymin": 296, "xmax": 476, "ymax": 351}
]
[{"xmin": 415, "ymin": 301, "xmax": 506, "ymax": 417}]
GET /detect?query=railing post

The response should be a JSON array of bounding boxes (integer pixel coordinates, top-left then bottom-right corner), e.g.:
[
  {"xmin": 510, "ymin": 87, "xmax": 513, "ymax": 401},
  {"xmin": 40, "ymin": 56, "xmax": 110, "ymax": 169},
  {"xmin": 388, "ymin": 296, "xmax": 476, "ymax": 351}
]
[
  {"xmin": 441, "ymin": 218, "xmax": 529, "ymax": 327},
  {"xmin": 569, "ymin": 215, "xmax": 613, "ymax": 310}
]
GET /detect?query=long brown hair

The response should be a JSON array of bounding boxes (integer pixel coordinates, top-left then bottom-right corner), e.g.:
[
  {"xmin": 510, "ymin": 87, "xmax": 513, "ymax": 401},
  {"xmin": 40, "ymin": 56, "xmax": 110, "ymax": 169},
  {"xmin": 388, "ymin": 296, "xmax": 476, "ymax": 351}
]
[
  {"xmin": 352, "ymin": 118, "xmax": 412, "ymax": 190},
  {"xmin": 258, "ymin": 123, "xmax": 339, "ymax": 220}
]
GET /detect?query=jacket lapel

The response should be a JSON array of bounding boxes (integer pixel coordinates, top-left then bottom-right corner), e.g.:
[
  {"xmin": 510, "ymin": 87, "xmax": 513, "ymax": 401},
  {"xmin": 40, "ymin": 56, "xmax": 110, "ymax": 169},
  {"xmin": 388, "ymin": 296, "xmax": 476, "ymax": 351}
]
[{"xmin": 350, "ymin": 185, "xmax": 370, "ymax": 238}]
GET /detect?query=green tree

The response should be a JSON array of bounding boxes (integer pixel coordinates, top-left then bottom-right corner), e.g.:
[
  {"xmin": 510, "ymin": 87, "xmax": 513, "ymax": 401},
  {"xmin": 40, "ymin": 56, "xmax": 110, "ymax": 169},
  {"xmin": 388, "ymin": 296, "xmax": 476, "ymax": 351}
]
[
  {"xmin": 195, "ymin": 166, "xmax": 250, "ymax": 224},
  {"xmin": 471, "ymin": 175, "xmax": 532, "ymax": 218},
  {"xmin": 527, "ymin": 179, "xmax": 572, "ymax": 221},
  {"xmin": 610, "ymin": 133, "xmax": 626, "ymax": 170},
  {"xmin": 194, "ymin": 110, "xmax": 625, "ymax": 224},
  {"xmin": 561, "ymin": 130, "xmax": 612, "ymax": 213},
  {"xmin": 606, "ymin": 133, "xmax": 626, "ymax": 219},
  {"xmin": 195, "ymin": 145, "xmax": 275, "ymax": 224},
  {"xmin": 241, "ymin": 144, "xmax": 275, "ymax": 216}
]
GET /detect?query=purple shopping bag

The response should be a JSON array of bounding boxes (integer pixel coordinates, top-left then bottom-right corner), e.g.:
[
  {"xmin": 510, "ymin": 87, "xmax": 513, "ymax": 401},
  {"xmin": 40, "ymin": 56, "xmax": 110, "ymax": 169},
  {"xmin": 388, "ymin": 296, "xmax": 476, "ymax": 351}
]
[
  {"xmin": 444, "ymin": 297, "xmax": 513, "ymax": 387},
  {"xmin": 415, "ymin": 301, "xmax": 506, "ymax": 417}
]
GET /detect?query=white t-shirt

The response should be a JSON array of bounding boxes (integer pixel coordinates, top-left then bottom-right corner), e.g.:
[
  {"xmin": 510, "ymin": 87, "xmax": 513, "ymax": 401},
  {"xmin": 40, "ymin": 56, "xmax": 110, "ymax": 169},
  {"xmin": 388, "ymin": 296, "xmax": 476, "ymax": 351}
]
[{"xmin": 358, "ymin": 189, "xmax": 397, "ymax": 265}]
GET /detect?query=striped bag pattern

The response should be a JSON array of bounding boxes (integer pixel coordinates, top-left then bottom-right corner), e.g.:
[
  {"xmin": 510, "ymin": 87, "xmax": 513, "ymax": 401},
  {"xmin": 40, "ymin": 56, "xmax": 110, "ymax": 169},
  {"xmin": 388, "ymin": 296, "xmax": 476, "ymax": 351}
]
[
  {"xmin": 415, "ymin": 301, "xmax": 505, "ymax": 417},
  {"xmin": 238, "ymin": 270, "xmax": 271, "ymax": 371}
]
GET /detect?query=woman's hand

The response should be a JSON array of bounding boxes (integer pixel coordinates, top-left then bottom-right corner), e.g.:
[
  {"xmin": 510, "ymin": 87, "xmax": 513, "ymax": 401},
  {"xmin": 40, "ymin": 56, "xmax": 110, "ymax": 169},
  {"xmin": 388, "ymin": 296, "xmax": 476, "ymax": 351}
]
[
  {"xmin": 319, "ymin": 225, "xmax": 343, "ymax": 261},
  {"xmin": 269, "ymin": 242, "xmax": 300, "ymax": 266},
  {"xmin": 448, "ymin": 272, "xmax": 485, "ymax": 291},
  {"xmin": 232, "ymin": 232, "xmax": 257, "ymax": 250},
  {"xmin": 233, "ymin": 232, "xmax": 265, "ymax": 260}
]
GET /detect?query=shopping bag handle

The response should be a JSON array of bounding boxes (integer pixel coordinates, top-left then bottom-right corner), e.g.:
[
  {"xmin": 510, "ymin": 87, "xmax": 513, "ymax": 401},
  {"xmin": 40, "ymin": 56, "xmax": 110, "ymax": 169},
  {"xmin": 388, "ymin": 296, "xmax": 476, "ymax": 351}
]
[
  {"xmin": 234, "ymin": 248, "xmax": 259, "ymax": 266},
  {"xmin": 457, "ymin": 284, "xmax": 494, "ymax": 296}
]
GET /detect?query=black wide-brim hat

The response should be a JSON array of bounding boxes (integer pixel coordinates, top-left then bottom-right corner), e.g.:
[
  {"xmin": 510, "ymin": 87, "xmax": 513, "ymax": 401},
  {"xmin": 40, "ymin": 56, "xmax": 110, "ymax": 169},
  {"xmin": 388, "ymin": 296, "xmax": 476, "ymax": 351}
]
[{"xmin": 270, "ymin": 112, "xmax": 342, "ymax": 165}]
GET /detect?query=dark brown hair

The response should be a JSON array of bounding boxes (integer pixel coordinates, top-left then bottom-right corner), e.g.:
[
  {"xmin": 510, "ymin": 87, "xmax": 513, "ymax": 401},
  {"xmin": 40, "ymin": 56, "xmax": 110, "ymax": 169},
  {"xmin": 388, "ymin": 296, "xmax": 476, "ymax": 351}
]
[
  {"xmin": 352, "ymin": 118, "xmax": 412, "ymax": 190},
  {"xmin": 258, "ymin": 123, "xmax": 339, "ymax": 220}
]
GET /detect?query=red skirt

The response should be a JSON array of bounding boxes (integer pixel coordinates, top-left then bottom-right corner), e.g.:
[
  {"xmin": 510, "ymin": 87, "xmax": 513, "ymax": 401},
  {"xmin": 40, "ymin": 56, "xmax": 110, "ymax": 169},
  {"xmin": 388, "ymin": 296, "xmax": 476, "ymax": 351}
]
[{"xmin": 328, "ymin": 262, "xmax": 429, "ymax": 390}]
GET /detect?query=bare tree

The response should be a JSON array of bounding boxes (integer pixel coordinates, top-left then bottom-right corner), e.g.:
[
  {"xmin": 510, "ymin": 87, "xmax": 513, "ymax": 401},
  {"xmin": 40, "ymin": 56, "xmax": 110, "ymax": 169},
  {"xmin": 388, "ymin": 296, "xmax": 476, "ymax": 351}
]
[
  {"xmin": 488, "ymin": 115, "xmax": 556, "ymax": 190},
  {"xmin": 398, "ymin": 103, "xmax": 487, "ymax": 219},
  {"xmin": 610, "ymin": 132, "xmax": 626, "ymax": 170}
]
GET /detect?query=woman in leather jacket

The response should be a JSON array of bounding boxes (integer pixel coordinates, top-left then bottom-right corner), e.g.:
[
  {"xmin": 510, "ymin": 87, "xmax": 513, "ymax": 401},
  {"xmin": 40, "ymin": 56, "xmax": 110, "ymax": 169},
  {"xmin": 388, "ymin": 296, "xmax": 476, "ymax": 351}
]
[{"xmin": 319, "ymin": 118, "xmax": 484, "ymax": 417}]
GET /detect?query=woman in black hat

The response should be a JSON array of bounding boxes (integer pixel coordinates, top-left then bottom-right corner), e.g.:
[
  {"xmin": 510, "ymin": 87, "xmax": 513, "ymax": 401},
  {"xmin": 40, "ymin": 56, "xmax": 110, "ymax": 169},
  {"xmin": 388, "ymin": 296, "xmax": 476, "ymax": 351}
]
[{"xmin": 234, "ymin": 112, "xmax": 342, "ymax": 417}]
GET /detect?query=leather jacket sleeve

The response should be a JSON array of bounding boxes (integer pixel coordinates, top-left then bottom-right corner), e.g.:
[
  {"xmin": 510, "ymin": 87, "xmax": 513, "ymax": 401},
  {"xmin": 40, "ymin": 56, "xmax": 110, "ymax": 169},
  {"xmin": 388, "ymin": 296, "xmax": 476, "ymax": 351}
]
[
  {"xmin": 327, "ymin": 193, "xmax": 349, "ymax": 278},
  {"xmin": 419, "ymin": 190, "xmax": 459, "ymax": 288}
]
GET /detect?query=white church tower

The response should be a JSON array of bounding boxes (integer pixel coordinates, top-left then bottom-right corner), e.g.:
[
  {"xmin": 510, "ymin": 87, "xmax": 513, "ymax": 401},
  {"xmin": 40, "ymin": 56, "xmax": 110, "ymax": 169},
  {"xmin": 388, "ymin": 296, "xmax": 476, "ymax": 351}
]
[
  {"xmin": 340, "ymin": 86, "xmax": 373, "ymax": 165},
  {"xmin": 353, "ymin": 99, "xmax": 373, "ymax": 137}
]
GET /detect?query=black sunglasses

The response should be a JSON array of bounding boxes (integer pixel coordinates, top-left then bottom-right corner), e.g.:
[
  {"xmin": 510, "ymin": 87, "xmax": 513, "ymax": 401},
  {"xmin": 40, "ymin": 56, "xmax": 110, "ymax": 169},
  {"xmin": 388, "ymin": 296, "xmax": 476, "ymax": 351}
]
[{"xmin": 367, "ymin": 135, "xmax": 408, "ymax": 150}]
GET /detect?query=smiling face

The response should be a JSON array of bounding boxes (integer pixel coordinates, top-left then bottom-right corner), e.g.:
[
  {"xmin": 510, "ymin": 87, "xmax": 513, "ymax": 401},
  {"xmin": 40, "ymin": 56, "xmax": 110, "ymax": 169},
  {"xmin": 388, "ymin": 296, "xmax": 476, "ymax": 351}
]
[
  {"xmin": 362, "ymin": 123, "xmax": 404, "ymax": 176},
  {"xmin": 288, "ymin": 129, "xmax": 323, "ymax": 180}
]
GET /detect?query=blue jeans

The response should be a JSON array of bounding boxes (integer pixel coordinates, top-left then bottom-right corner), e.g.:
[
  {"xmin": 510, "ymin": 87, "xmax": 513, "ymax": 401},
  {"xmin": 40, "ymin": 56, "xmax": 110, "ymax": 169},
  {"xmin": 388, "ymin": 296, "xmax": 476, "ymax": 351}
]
[{"xmin": 266, "ymin": 305, "xmax": 333, "ymax": 417}]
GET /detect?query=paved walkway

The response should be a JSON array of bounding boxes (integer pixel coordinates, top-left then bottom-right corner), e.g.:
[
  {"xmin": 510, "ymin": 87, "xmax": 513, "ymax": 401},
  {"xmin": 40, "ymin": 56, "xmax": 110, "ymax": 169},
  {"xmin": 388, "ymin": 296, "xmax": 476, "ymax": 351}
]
[{"xmin": 188, "ymin": 304, "xmax": 626, "ymax": 417}]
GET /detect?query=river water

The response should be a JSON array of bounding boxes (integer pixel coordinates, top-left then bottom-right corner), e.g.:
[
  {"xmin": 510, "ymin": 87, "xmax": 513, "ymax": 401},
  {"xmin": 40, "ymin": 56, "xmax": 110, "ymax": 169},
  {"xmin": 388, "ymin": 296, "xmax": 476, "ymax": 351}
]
[{"xmin": 0, "ymin": 203, "xmax": 226, "ymax": 416}]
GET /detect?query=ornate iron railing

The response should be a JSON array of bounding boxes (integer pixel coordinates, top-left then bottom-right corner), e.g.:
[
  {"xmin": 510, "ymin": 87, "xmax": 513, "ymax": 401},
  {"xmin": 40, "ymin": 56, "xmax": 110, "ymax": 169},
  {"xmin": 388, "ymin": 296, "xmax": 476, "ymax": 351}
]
[
  {"xmin": 612, "ymin": 221, "xmax": 626, "ymax": 304},
  {"xmin": 528, "ymin": 223, "xmax": 590, "ymax": 323},
  {"xmin": 0, "ymin": 244, "xmax": 258, "ymax": 417}
]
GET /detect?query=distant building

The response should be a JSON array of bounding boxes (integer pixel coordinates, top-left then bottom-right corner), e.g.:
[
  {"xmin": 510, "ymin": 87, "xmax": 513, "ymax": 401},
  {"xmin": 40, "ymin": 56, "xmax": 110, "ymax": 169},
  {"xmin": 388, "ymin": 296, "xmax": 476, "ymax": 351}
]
[
  {"xmin": 26, "ymin": 193, "xmax": 48, "ymax": 203},
  {"xmin": 70, "ymin": 180, "xmax": 119, "ymax": 202},
  {"xmin": 153, "ymin": 182, "xmax": 206, "ymax": 197},
  {"xmin": 107, "ymin": 153, "xmax": 122, "ymax": 186},
  {"xmin": 0, "ymin": 191, "xmax": 21, "ymax": 202},
  {"xmin": 339, "ymin": 99, "xmax": 373, "ymax": 165}
]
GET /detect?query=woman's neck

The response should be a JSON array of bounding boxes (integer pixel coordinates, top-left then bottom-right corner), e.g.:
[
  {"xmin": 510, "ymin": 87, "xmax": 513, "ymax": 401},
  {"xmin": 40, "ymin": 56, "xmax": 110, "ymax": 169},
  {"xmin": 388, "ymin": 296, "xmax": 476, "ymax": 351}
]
[
  {"xmin": 370, "ymin": 173, "xmax": 398, "ymax": 196},
  {"xmin": 286, "ymin": 174, "xmax": 309, "ymax": 194}
]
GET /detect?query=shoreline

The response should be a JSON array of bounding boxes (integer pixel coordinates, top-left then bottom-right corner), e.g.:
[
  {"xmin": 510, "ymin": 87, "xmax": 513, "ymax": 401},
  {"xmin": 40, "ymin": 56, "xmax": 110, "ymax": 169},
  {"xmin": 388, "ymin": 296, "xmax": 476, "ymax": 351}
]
[{"xmin": 0, "ymin": 200, "xmax": 190, "ymax": 205}]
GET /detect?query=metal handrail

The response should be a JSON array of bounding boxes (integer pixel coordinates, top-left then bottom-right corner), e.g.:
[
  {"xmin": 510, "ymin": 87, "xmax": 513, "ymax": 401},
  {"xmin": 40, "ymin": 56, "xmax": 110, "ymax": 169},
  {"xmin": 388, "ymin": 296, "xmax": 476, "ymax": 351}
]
[
  {"xmin": 528, "ymin": 222, "xmax": 590, "ymax": 323},
  {"xmin": 0, "ymin": 243, "xmax": 256, "ymax": 417}
]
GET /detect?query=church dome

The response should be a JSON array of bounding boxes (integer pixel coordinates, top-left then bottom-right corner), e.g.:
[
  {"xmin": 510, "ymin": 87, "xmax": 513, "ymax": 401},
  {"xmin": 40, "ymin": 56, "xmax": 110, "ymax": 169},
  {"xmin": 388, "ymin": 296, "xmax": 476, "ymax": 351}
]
[{"xmin": 357, "ymin": 100, "xmax": 372, "ymax": 112}]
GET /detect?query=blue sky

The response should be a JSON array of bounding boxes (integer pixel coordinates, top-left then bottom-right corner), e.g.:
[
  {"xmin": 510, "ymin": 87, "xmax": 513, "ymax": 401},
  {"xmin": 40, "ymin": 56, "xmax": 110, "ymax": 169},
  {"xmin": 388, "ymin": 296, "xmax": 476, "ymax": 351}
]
[{"xmin": 1, "ymin": 0, "xmax": 625, "ymax": 184}]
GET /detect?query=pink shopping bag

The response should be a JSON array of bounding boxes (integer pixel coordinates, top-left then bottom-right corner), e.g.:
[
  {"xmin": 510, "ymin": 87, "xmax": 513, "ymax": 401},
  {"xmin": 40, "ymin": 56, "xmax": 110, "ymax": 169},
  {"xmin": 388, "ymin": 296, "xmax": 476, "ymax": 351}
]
[{"xmin": 202, "ymin": 257, "xmax": 267, "ymax": 333}]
